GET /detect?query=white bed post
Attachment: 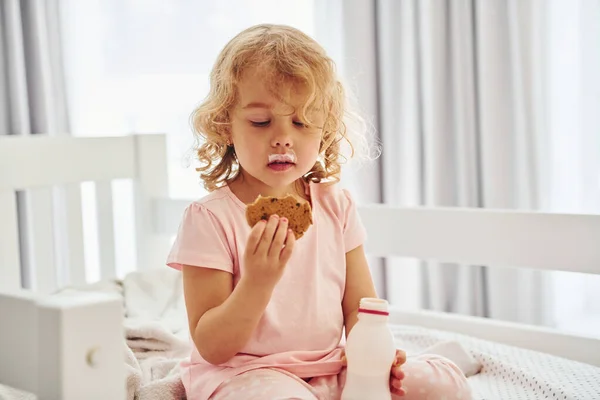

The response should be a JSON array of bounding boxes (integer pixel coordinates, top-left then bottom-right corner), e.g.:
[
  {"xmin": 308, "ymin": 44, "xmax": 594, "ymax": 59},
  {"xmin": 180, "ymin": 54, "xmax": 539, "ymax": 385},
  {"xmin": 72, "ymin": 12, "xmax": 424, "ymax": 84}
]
[
  {"xmin": 134, "ymin": 134, "xmax": 172, "ymax": 271},
  {"xmin": 0, "ymin": 291, "xmax": 125, "ymax": 399},
  {"xmin": 36, "ymin": 293, "xmax": 125, "ymax": 400},
  {"xmin": 0, "ymin": 291, "xmax": 38, "ymax": 394}
]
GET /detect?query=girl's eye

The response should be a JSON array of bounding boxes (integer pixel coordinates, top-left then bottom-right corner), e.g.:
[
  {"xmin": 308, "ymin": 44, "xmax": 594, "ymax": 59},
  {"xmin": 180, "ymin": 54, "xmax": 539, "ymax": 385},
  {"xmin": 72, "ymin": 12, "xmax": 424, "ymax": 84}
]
[
  {"xmin": 293, "ymin": 121, "xmax": 306, "ymax": 128},
  {"xmin": 250, "ymin": 120, "xmax": 270, "ymax": 127}
]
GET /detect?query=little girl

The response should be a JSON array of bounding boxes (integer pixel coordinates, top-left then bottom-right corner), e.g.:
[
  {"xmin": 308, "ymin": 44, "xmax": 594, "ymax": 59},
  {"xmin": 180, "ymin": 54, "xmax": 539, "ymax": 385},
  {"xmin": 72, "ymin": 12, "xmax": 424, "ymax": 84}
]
[{"xmin": 167, "ymin": 24, "xmax": 472, "ymax": 400}]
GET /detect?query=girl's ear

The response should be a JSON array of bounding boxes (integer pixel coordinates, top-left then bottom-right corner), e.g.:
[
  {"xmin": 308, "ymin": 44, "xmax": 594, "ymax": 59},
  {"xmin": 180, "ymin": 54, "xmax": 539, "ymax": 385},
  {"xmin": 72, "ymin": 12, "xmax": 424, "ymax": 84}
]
[{"xmin": 224, "ymin": 129, "xmax": 233, "ymax": 146}]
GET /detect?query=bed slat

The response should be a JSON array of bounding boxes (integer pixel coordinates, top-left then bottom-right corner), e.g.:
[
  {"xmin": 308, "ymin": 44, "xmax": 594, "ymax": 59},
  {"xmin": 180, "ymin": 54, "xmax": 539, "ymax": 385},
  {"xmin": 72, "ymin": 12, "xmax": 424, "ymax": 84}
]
[
  {"xmin": 0, "ymin": 190, "xmax": 21, "ymax": 291},
  {"xmin": 96, "ymin": 181, "xmax": 117, "ymax": 280},
  {"xmin": 0, "ymin": 135, "xmax": 136, "ymax": 190},
  {"xmin": 153, "ymin": 197, "xmax": 189, "ymax": 236},
  {"xmin": 134, "ymin": 134, "xmax": 170, "ymax": 270},
  {"xmin": 28, "ymin": 188, "xmax": 59, "ymax": 293},
  {"xmin": 155, "ymin": 200, "xmax": 600, "ymax": 276},
  {"xmin": 360, "ymin": 206, "xmax": 600, "ymax": 275},
  {"xmin": 65, "ymin": 183, "xmax": 86, "ymax": 285}
]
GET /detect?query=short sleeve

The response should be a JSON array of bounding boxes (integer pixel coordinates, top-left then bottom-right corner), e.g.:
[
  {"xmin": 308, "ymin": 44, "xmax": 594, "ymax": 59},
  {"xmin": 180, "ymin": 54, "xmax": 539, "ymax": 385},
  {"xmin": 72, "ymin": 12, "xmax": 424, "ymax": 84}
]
[
  {"xmin": 166, "ymin": 203, "xmax": 234, "ymax": 273},
  {"xmin": 342, "ymin": 189, "xmax": 367, "ymax": 252}
]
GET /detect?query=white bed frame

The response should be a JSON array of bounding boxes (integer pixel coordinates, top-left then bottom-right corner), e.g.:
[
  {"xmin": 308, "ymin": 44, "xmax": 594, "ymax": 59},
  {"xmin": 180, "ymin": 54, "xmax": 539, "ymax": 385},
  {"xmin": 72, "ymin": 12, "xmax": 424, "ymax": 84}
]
[{"xmin": 1, "ymin": 133, "xmax": 599, "ymax": 399}]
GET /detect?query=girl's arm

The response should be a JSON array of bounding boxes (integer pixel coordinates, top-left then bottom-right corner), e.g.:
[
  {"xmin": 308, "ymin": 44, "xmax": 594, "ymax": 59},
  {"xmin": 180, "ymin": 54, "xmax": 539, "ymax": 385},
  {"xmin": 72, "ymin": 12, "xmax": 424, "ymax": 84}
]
[
  {"xmin": 182, "ymin": 265, "xmax": 272, "ymax": 365},
  {"xmin": 183, "ymin": 215, "xmax": 294, "ymax": 365},
  {"xmin": 341, "ymin": 245, "xmax": 379, "ymax": 336}
]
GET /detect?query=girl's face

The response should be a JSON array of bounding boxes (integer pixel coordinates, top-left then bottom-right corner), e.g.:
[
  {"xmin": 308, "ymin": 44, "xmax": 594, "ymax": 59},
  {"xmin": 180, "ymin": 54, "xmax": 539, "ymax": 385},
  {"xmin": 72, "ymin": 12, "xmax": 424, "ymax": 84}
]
[{"xmin": 229, "ymin": 67, "xmax": 324, "ymax": 191}]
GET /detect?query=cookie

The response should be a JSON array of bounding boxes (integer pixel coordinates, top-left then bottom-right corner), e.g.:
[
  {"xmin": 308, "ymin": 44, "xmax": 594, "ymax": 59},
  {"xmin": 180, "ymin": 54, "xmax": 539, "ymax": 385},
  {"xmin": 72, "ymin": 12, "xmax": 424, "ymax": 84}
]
[{"xmin": 246, "ymin": 195, "xmax": 313, "ymax": 239}]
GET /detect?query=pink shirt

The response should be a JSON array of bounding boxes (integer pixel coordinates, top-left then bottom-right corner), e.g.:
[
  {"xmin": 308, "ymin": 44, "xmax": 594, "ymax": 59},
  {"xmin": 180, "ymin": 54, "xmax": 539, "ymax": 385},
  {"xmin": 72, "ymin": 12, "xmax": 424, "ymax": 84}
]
[{"xmin": 166, "ymin": 181, "xmax": 366, "ymax": 400}]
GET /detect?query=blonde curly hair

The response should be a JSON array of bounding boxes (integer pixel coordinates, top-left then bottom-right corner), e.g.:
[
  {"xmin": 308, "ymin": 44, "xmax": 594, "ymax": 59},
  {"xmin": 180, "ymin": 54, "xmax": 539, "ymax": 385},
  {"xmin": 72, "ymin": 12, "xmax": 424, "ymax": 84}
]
[{"xmin": 190, "ymin": 24, "xmax": 370, "ymax": 192}]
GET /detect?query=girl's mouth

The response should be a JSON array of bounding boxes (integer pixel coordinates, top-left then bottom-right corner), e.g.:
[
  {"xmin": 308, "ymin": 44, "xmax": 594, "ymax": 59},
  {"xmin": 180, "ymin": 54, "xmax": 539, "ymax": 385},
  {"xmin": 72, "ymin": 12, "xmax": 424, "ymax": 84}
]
[
  {"xmin": 268, "ymin": 161, "xmax": 295, "ymax": 171},
  {"xmin": 267, "ymin": 152, "xmax": 296, "ymax": 171}
]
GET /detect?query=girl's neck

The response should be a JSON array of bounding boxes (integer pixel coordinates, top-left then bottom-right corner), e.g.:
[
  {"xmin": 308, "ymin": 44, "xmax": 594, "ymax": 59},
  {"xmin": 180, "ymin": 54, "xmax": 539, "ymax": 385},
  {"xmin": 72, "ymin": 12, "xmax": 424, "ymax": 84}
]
[{"xmin": 228, "ymin": 170, "xmax": 309, "ymax": 205}]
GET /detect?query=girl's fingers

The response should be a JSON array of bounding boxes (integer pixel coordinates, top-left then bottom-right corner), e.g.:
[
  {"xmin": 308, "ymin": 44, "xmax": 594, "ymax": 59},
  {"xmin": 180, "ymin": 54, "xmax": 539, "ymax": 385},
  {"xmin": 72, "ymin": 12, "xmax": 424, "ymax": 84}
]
[
  {"xmin": 391, "ymin": 365, "xmax": 404, "ymax": 379},
  {"xmin": 339, "ymin": 349, "xmax": 346, "ymax": 366},
  {"xmin": 247, "ymin": 220, "xmax": 267, "ymax": 254},
  {"xmin": 279, "ymin": 229, "xmax": 296, "ymax": 265},
  {"xmin": 390, "ymin": 377, "xmax": 407, "ymax": 396},
  {"xmin": 395, "ymin": 349, "xmax": 407, "ymax": 366},
  {"xmin": 268, "ymin": 217, "xmax": 289, "ymax": 257},
  {"xmin": 256, "ymin": 215, "xmax": 279, "ymax": 255}
]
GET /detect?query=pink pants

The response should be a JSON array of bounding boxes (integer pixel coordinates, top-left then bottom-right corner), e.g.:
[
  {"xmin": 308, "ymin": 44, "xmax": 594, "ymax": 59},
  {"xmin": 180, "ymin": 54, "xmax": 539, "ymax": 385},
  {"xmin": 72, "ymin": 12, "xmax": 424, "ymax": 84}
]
[{"xmin": 210, "ymin": 354, "xmax": 472, "ymax": 400}]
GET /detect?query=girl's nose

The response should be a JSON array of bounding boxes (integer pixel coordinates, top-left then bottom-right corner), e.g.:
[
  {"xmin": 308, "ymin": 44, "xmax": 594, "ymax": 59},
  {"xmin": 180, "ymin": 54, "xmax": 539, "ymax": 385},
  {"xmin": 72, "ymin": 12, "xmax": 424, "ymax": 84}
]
[
  {"xmin": 274, "ymin": 139, "xmax": 291, "ymax": 147},
  {"xmin": 272, "ymin": 131, "xmax": 292, "ymax": 147}
]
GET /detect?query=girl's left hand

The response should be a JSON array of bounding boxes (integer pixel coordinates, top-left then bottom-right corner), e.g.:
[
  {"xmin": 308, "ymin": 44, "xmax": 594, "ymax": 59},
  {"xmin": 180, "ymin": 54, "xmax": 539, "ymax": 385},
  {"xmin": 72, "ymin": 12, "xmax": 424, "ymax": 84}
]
[
  {"xmin": 340, "ymin": 349, "xmax": 407, "ymax": 396},
  {"xmin": 390, "ymin": 349, "xmax": 407, "ymax": 396}
]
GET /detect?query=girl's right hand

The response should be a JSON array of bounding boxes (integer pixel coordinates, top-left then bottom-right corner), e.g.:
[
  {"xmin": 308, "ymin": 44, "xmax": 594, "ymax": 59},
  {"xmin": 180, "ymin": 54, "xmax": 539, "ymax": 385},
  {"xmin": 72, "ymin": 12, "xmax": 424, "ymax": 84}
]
[{"xmin": 242, "ymin": 214, "xmax": 296, "ymax": 290}]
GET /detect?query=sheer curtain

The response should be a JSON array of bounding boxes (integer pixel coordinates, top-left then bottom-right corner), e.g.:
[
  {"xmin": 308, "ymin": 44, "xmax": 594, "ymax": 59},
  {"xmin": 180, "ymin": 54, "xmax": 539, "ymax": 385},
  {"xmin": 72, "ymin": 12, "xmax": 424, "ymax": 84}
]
[
  {"xmin": 315, "ymin": 0, "xmax": 600, "ymax": 336},
  {"xmin": 546, "ymin": 0, "xmax": 600, "ymax": 336},
  {"xmin": 1, "ymin": 0, "xmax": 73, "ymax": 290},
  {"xmin": 58, "ymin": 0, "xmax": 315, "ymax": 279}
]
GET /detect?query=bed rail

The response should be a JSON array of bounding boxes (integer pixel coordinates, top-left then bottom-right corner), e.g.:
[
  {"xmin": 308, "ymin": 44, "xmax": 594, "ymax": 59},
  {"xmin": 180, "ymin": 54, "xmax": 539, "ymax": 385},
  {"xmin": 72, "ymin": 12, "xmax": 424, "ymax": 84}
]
[{"xmin": 155, "ymin": 198, "xmax": 600, "ymax": 275}]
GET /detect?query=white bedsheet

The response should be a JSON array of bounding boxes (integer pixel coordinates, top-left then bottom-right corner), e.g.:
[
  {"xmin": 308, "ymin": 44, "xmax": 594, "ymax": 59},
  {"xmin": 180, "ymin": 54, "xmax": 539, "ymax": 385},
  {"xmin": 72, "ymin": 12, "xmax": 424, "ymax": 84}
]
[
  {"xmin": 2, "ymin": 268, "xmax": 599, "ymax": 400},
  {"xmin": 392, "ymin": 325, "xmax": 600, "ymax": 399}
]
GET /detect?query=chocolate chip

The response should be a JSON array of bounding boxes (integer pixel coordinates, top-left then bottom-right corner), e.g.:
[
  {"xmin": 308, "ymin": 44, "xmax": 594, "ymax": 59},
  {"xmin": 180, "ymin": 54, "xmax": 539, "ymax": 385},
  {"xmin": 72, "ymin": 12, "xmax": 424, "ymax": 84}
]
[{"xmin": 261, "ymin": 214, "xmax": 268, "ymax": 220}]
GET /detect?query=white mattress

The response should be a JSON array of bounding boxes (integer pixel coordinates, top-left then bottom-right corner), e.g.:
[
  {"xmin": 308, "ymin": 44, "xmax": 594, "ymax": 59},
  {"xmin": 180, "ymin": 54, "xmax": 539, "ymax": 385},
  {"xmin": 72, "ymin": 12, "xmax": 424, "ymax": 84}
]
[{"xmin": 391, "ymin": 325, "xmax": 600, "ymax": 400}]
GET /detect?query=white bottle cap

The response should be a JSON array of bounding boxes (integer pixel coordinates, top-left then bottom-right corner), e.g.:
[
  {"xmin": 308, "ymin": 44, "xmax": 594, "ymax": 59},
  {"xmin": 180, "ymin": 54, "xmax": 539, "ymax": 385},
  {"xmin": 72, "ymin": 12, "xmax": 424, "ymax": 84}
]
[{"xmin": 358, "ymin": 297, "xmax": 389, "ymax": 316}]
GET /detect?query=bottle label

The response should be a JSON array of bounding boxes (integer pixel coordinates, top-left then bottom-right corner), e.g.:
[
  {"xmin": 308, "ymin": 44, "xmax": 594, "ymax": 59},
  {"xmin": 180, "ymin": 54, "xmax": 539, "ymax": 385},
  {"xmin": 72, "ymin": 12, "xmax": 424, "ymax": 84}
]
[{"xmin": 357, "ymin": 308, "xmax": 389, "ymax": 316}]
